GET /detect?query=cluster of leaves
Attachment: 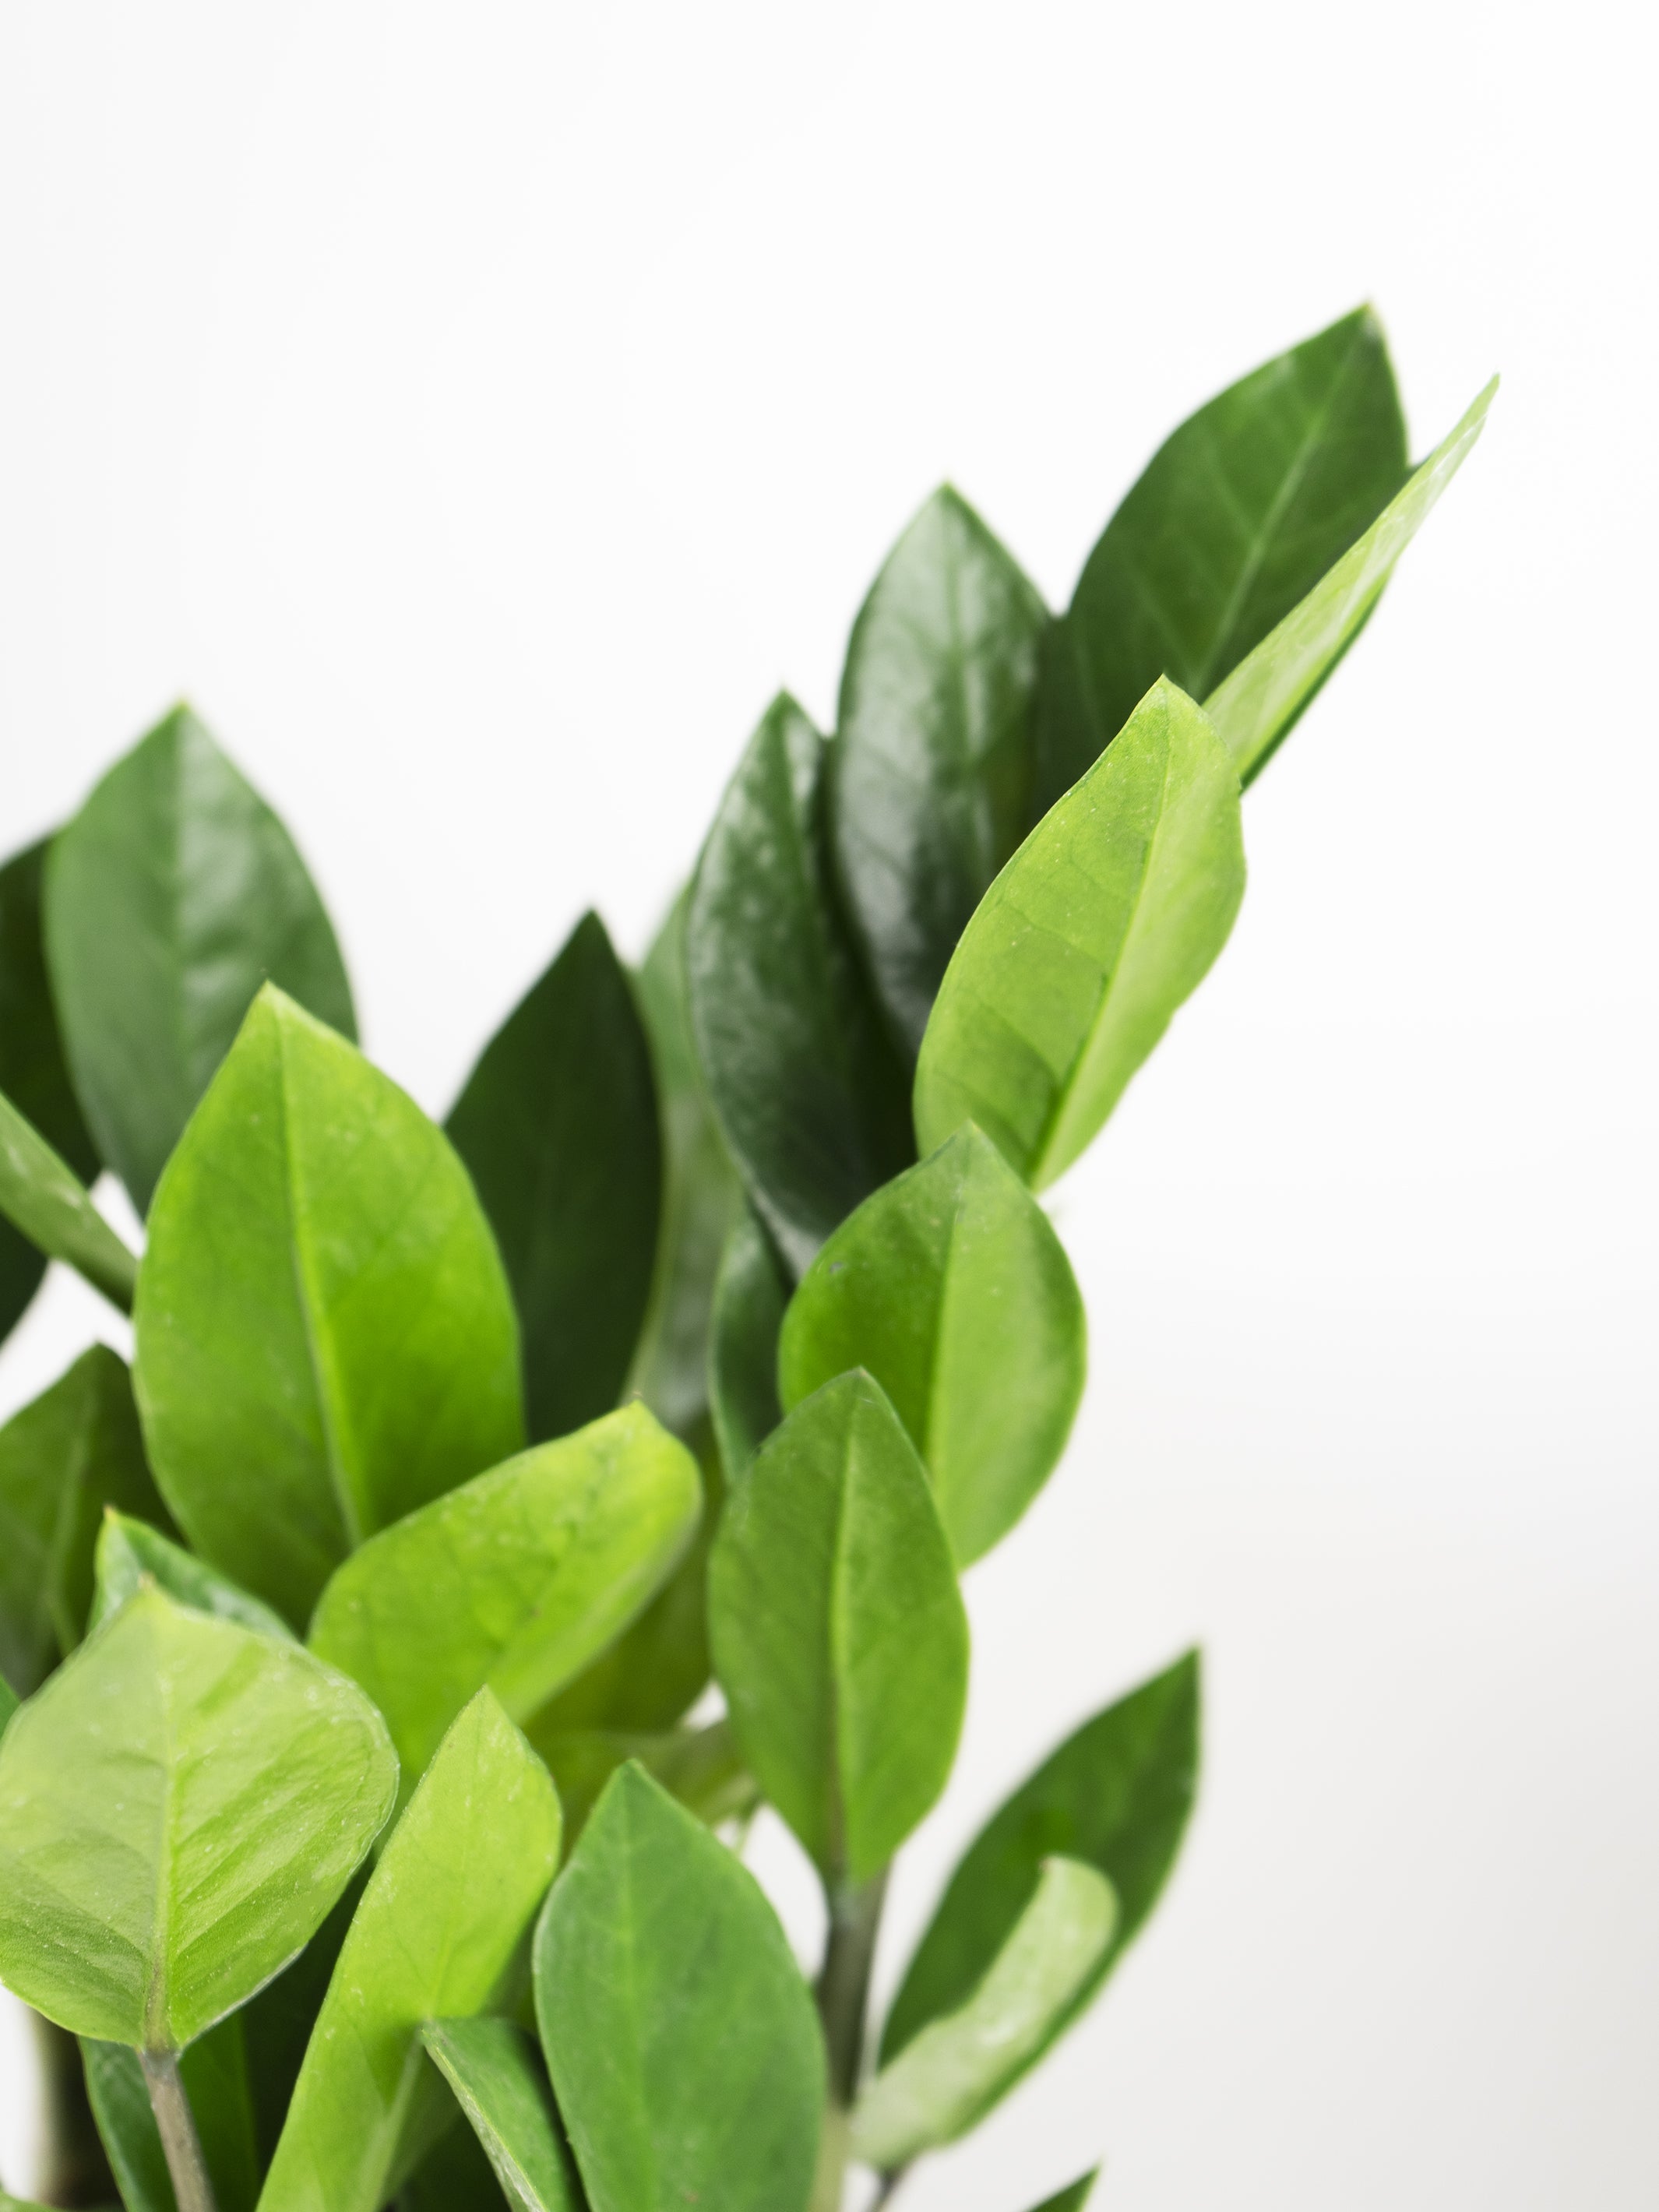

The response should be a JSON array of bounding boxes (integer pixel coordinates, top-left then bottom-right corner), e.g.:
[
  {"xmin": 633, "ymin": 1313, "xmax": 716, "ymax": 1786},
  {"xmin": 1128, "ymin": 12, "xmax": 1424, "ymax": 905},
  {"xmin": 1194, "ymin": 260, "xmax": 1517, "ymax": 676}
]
[{"xmin": 0, "ymin": 310, "xmax": 1490, "ymax": 2212}]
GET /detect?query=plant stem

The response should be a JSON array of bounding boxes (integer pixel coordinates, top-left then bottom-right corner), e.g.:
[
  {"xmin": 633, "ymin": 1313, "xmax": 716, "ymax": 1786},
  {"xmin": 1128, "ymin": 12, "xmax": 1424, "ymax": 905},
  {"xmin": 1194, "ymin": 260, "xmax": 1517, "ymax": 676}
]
[
  {"xmin": 139, "ymin": 2051, "xmax": 218, "ymax": 2212},
  {"xmin": 812, "ymin": 1870, "xmax": 889, "ymax": 2211},
  {"xmin": 26, "ymin": 2012, "xmax": 115, "ymax": 2210}
]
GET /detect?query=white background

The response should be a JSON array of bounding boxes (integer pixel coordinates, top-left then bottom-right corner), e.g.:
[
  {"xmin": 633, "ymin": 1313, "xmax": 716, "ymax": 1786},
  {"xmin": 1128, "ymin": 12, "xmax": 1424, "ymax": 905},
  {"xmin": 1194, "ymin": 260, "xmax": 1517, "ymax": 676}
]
[{"xmin": 1, "ymin": 2, "xmax": 1654, "ymax": 2206}]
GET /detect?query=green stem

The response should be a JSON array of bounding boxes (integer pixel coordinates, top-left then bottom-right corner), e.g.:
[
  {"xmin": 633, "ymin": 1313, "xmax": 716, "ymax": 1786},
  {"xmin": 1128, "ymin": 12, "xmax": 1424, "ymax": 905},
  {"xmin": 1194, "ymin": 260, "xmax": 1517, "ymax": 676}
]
[
  {"xmin": 812, "ymin": 1871, "xmax": 889, "ymax": 2211},
  {"xmin": 26, "ymin": 2013, "xmax": 115, "ymax": 2210},
  {"xmin": 139, "ymin": 2051, "xmax": 218, "ymax": 2212}
]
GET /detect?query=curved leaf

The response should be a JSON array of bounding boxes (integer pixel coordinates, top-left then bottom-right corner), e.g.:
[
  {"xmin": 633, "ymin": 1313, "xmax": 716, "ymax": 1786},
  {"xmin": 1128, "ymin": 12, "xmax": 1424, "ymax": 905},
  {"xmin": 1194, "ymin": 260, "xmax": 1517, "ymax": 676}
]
[
  {"xmin": 89, "ymin": 1511, "xmax": 295, "ymax": 1644},
  {"xmin": 135, "ymin": 985, "xmax": 524, "ymax": 1629},
  {"xmin": 708, "ymin": 1213, "xmax": 787, "ymax": 1484},
  {"xmin": 421, "ymin": 2020, "xmax": 583, "ymax": 2212},
  {"xmin": 0, "ymin": 1087, "xmax": 137, "ymax": 1314},
  {"xmin": 44, "ymin": 706, "xmax": 355, "ymax": 1213},
  {"xmin": 914, "ymin": 679, "xmax": 1245, "ymax": 1189},
  {"xmin": 83, "ymin": 2021, "xmax": 259, "ymax": 2212},
  {"xmin": 1024, "ymin": 2175, "xmax": 1099, "ymax": 2212}
]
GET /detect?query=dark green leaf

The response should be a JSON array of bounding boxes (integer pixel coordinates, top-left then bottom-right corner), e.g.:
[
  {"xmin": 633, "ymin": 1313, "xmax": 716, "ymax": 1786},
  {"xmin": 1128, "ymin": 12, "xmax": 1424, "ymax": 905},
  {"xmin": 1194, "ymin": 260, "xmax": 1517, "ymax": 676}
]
[
  {"xmin": 708, "ymin": 1213, "xmax": 787, "ymax": 1483},
  {"xmin": 135, "ymin": 984, "xmax": 524, "ymax": 1629},
  {"xmin": 88, "ymin": 1511, "xmax": 294, "ymax": 1643},
  {"xmin": 1036, "ymin": 308, "xmax": 1407, "ymax": 806},
  {"xmin": 309, "ymin": 1405, "xmax": 700, "ymax": 1796},
  {"xmin": 0, "ymin": 1587, "xmax": 396, "ymax": 2050},
  {"xmin": 0, "ymin": 1088, "xmax": 138, "ymax": 1315},
  {"xmin": 421, "ymin": 2020, "xmax": 583, "ymax": 2212},
  {"xmin": 534, "ymin": 1763, "xmax": 822, "ymax": 2212},
  {"xmin": 708, "ymin": 1372, "xmax": 968, "ymax": 1883},
  {"xmin": 394, "ymin": 2111, "xmax": 512, "ymax": 2211},
  {"xmin": 448, "ymin": 913, "xmax": 660, "ymax": 1445},
  {"xmin": 1023, "ymin": 2174, "xmax": 1099, "ymax": 2212},
  {"xmin": 83, "ymin": 2020, "xmax": 259, "ymax": 2212},
  {"xmin": 44, "ymin": 706, "xmax": 355, "ymax": 1213},
  {"xmin": 0, "ymin": 1674, "xmax": 15, "ymax": 1729},
  {"xmin": 914, "ymin": 680, "xmax": 1245, "ymax": 1189},
  {"xmin": 260, "ymin": 1690, "xmax": 562, "ymax": 2212},
  {"xmin": 0, "ymin": 840, "xmax": 99, "ymax": 1343},
  {"xmin": 832, "ymin": 488, "xmax": 1048, "ymax": 1061},
  {"xmin": 523, "ymin": 1718, "xmax": 756, "ymax": 1851},
  {"xmin": 686, "ymin": 693, "xmax": 913, "ymax": 1277},
  {"xmin": 0, "ymin": 1346, "xmax": 173, "ymax": 1698},
  {"xmin": 881, "ymin": 1650, "xmax": 1199, "ymax": 2062},
  {"xmin": 778, "ymin": 1125, "xmax": 1085, "ymax": 1565}
]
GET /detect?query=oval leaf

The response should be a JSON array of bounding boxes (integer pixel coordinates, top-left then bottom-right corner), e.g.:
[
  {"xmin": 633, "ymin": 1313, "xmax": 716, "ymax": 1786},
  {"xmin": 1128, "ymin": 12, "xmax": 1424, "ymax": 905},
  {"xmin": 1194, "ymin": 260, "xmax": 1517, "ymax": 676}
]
[
  {"xmin": 708, "ymin": 1371, "xmax": 969, "ymax": 1883},
  {"xmin": 421, "ymin": 2019, "xmax": 583, "ymax": 2212},
  {"xmin": 449, "ymin": 911, "xmax": 661, "ymax": 1445},
  {"xmin": 0, "ymin": 1587, "xmax": 396, "ymax": 2050},
  {"xmin": 881, "ymin": 1651, "xmax": 1198, "ymax": 2063},
  {"xmin": 534, "ymin": 1763, "xmax": 822, "ymax": 2212},
  {"xmin": 686, "ymin": 693, "xmax": 913, "ymax": 1277},
  {"xmin": 260, "ymin": 1689, "xmax": 561, "ymax": 2212},
  {"xmin": 914, "ymin": 679, "xmax": 1245, "ymax": 1189},
  {"xmin": 778, "ymin": 1125, "xmax": 1086, "ymax": 1564},
  {"xmin": 89, "ymin": 1511, "xmax": 296, "ymax": 1644},
  {"xmin": 135, "ymin": 985, "xmax": 524, "ymax": 1629},
  {"xmin": 83, "ymin": 2021, "xmax": 260, "ymax": 2212},
  {"xmin": 833, "ymin": 488, "xmax": 1048, "ymax": 1060},
  {"xmin": 708, "ymin": 1212, "xmax": 787, "ymax": 1484},
  {"xmin": 0, "ymin": 1087, "xmax": 137, "ymax": 1315},
  {"xmin": 44, "ymin": 706, "xmax": 356, "ymax": 1213},
  {"xmin": 309, "ymin": 1404, "xmax": 701, "ymax": 1791}
]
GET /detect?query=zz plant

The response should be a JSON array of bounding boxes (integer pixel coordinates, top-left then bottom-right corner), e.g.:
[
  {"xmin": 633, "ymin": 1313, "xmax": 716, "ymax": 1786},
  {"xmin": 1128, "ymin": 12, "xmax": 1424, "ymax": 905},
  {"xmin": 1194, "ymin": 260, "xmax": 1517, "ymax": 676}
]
[{"xmin": 0, "ymin": 309, "xmax": 1492, "ymax": 2212}]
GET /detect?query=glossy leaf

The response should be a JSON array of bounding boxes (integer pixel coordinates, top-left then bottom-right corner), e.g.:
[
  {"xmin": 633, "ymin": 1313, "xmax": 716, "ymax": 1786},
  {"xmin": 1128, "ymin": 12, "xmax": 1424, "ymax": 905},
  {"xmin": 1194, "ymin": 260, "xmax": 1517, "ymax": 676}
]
[
  {"xmin": 44, "ymin": 706, "xmax": 356, "ymax": 1213},
  {"xmin": 135, "ymin": 985, "xmax": 524, "ymax": 1629},
  {"xmin": 0, "ymin": 1087, "xmax": 138, "ymax": 1314},
  {"xmin": 708, "ymin": 1213, "xmax": 787, "ymax": 1483},
  {"xmin": 83, "ymin": 2020, "xmax": 260, "ymax": 2212},
  {"xmin": 851, "ymin": 1858, "xmax": 1116, "ymax": 2168},
  {"xmin": 89, "ymin": 1511, "xmax": 296, "ymax": 1644},
  {"xmin": 240, "ymin": 1873, "xmax": 365, "ymax": 2170},
  {"xmin": 833, "ymin": 488, "xmax": 1048, "ymax": 1060},
  {"xmin": 449, "ymin": 912, "xmax": 660, "ymax": 1444},
  {"xmin": 881, "ymin": 1651, "xmax": 1199, "ymax": 2062},
  {"xmin": 260, "ymin": 1690, "xmax": 562, "ymax": 2212},
  {"xmin": 1205, "ymin": 378, "xmax": 1498, "ymax": 784},
  {"xmin": 534, "ymin": 1763, "xmax": 822, "ymax": 2212},
  {"xmin": 1037, "ymin": 308, "xmax": 1407, "ymax": 805},
  {"xmin": 0, "ymin": 1346, "xmax": 173, "ymax": 1697},
  {"xmin": 310, "ymin": 1404, "xmax": 700, "ymax": 1793},
  {"xmin": 708, "ymin": 1372, "xmax": 969, "ymax": 1883},
  {"xmin": 686, "ymin": 692, "xmax": 912, "ymax": 1277},
  {"xmin": 778, "ymin": 1125, "xmax": 1085, "ymax": 1564},
  {"xmin": 0, "ymin": 1587, "xmax": 396, "ymax": 2050},
  {"xmin": 421, "ymin": 2020, "xmax": 583, "ymax": 2212},
  {"xmin": 524, "ymin": 1718, "xmax": 755, "ymax": 1849},
  {"xmin": 914, "ymin": 679, "xmax": 1245, "ymax": 1189},
  {"xmin": 0, "ymin": 840, "xmax": 100, "ymax": 1343}
]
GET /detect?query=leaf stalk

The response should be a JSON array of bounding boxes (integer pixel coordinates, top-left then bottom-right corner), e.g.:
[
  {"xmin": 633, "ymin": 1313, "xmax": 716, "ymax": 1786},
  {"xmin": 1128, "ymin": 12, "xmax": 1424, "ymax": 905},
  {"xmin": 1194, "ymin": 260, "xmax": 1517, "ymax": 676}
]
[{"xmin": 139, "ymin": 2049, "xmax": 218, "ymax": 2212}]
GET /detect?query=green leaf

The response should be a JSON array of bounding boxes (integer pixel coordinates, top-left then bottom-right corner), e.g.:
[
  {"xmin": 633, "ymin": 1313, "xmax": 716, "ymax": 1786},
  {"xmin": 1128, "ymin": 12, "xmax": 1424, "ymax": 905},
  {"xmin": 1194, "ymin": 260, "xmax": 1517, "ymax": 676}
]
[
  {"xmin": 708, "ymin": 1213, "xmax": 787, "ymax": 1483},
  {"xmin": 44, "ymin": 706, "xmax": 356, "ymax": 1214},
  {"xmin": 686, "ymin": 693, "xmax": 913, "ymax": 1277},
  {"xmin": 914, "ymin": 679, "xmax": 1245, "ymax": 1189},
  {"xmin": 534, "ymin": 1763, "xmax": 822, "ymax": 2212},
  {"xmin": 83, "ymin": 2020, "xmax": 260, "ymax": 2212},
  {"xmin": 1023, "ymin": 2175, "xmax": 1099, "ymax": 2212},
  {"xmin": 135, "ymin": 984, "xmax": 524, "ymax": 1629},
  {"xmin": 0, "ymin": 1346, "xmax": 174, "ymax": 1697},
  {"xmin": 1204, "ymin": 378, "xmax": 1498, "ymax": 784},
  {"xmin": 832, "ymin": 488, "xmax": 1048, "ymax": 1061},
  {"xmin": 523, "ymin": 1718, "xmax": 756, "ymax": 1850},
  {"xmin": 309, "ymin": 1404, "xmax": 700, "ymax": 1795},
  {"xmin": 421, "ymin": 2020, "xmax": 583, "ymax": 2212},
  {"xmin": 0, "ymin": 1087, "xmax": 138, "ymax": 1315},
  {"xmin": 707, "ymin": 1372, "xmax": 968, "ymax": 1883},
  {"xmin": 1037, "ymin": 308, "xmax": 1407, "ymax": 807},
  {"xmin": 240, "ymin": 1871, "xmax": 366, "ymax": 2171},
  {"xmin": 261, "ymin": 1689, "xmax": 561, "ymax": 2212},
  {"xmin": 777, "ymin": 1125, "xmax": 1085, "ymax": 1565},
  {"xmin": 89, "ymin": 1511, "xmax": 296, "ymax": 1644},
  {"xmin": 0, "ymin": 840, "xmax": 100, "ymax": 1344},
  {"xmin": 0, "ymin": 1586, "xmax": 396, "ymax": 2050},
  {"xmin": 393, "ymin": 2112, "xmax": 512, "ymax": 2211},
  {"xmin": 0, "ymin": 1674, "xmax": 16, "ymax": 1729},
  {"xmin": 881, "ymin": 1651, "xmax": 1199, "ymax": 2062},
  {"xmin": 851, "ymin": 1858, "xmax": 1116, "ymax": 2168},
  {"xmin": 448, "ymin": 912, "xmax": 660, "ymax": 1445}
]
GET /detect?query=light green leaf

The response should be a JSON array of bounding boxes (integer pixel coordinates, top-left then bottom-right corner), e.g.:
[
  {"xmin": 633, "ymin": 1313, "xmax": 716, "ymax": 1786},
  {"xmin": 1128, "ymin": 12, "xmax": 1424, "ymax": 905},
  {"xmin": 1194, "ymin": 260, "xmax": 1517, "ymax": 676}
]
[
  {"xmin": 534, "ymin": 1763, "xmax": 822, "ymax": 2212},
  {"xmin": 708, "ymin": 1213, "xmax": 787, "ymax": 1483},
  {"xmin": 448, "ymin": 912, "xmax": 661, "ymax": 1446},
  {"xmin": 135, "ymin": 984, "xmax": 524, "ymax": 1629},
  {"xmin": 89, "ymin": 1511, "xmax": 296, "ymax": 1644},
  {"xmin": 851, "ymin": 1860, "xmax": 1116, "ymax": 2168},
  {"xmin": 707, "ymin": 1372, "xmax": 968, "ymax": 1883},
  {"xmin": 914, "ymin": 679, "xmax": 1245, "ymax": 1189},
  {"xmin": 84, "ymin": 2020, "xmax": 260, "ymax": 2212},
  {"xmin": 0, "ymin": 1087, "xmax": 137, "ymax": 1315},
  {"xmin": 421, "ymin": 2020, "xmax": 583, "ymax": 2212},
  {"xmin": 523, "ymin": 1718, "xmax": 756, "ymax": 1851},
  {"xmin": 309, "ymin": 1405, "xmax": 700, "ymax": 1795},
  {"xmin": 1205, "ymin": 379, "xmax": 1497, "ymax": 784},
  {"xmin": 260, "ymin": 1689, "xmax": 561, "ymax": 2212},
  {"xmin": 777, "ymin": 1125, "xmax": 1085, "ymax": 1565},
  {"xmin": 241, "ymin": 1874, "xmax": 365, "ymax": 2171},
  {"xmin": 832, "ymin": 488, "xmax": 1048, "ymax": 1061},
  {"xmin": 44, "ymin": 706, "xmax": 356, "ymax": 1214},
  {"xmin": 0, "ymin": 1587, "xmax": 395, "ymax": 2051},
  {"xmin": 0, "ymin": 1346, "xmax": 174, "ymax": 1697}
]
